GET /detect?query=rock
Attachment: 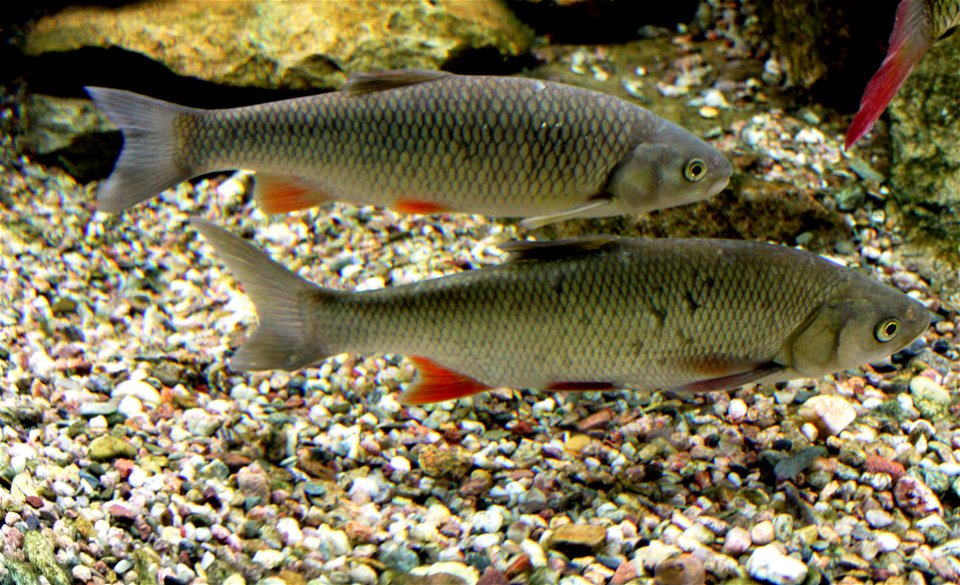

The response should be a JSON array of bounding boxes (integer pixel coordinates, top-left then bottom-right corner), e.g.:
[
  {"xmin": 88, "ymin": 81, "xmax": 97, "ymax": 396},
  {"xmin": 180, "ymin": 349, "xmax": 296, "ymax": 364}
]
[
  {"xmin": 548, "ymin": 524, "xmax": 606, "ymax": 556},
  {"xmin": 745, "ymin": 545, "xmax": 808, "ymax": 585},
  {"xmin": 88, "ymin": 435, "xmax": 137, "ymax": 461},
  {"xmin": 797, "ymin": 395, "xmax": 856, "ymax": 436},
  {"xmin": 236, "ymin": 464, "xmax": 271, "ymax": 502},
  {"xmin": 3, "ymin": 559, "xmax": 38, "ymax": 585},
  {"xmin": 418, "ymin": 445, "xmax": 471, "ymax": 480},
  {"xmin": 410, "ymin": 562, "xmax": 479, "ymax": 585},
  {"xmin": 750, "ymin": 520, "xmax": 775, "ymax": 546},
  {"xmin": 889, "ymin": 33, "xmax": 960, "ymax": 259},
  {"xmin": 654, "ymin": 554, "xmax": 705, "ymax": 585},
  {"xmin": 24, "ymin": 1, "xmax": 532, "ymax": 90},
  {"xmin": 23, "ymin": 532, "xmax": 71, "ymax": 585},
  {"xmin": 909, "ymin": 376, "xmax": 952, "ymax": 421},
  {"xmin": 895, "ymin": 476, "xmax": 944, "ymax": 518},
  {"xmin": 252, "ymin": 549, "xmax": 284, "ymax": 570},
  {"xmin": 722, "ymin": 527, "xmax": 752, "ymax": 556},
  {"xmin": 113, "ymin": 379, "xmax": 162, "ymax": 405}
]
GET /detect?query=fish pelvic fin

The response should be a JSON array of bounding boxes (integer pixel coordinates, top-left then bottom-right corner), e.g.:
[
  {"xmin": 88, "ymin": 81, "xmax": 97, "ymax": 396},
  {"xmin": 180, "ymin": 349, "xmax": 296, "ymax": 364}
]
[
  {"xmin": 190, "ymin": 219, "xmax": 335, "ymax": 372},
  {"xmin": 520, "ymin": 199, "xmax": 613, "ymax": 229},
  {"xmin": 85, "ymin": 87, "xmax": 196, "ymax": 212},
  {"xmin": 845, "ymin": 0, "xmax": 934, "ymax": 149},
  {"xmin": 399, "ymin": 357, "xmax": 493, "ymax": 404},
  {"xmin": 343, "ymin": 69, "xmax": 450, "ymax": 95},
  {"xmin": 669, "ymin": 362, "xmax": 785, "ymax": 393},
  {"xmin": 254, "ymin": 173, "xmax": 334, "ymax": 213}
]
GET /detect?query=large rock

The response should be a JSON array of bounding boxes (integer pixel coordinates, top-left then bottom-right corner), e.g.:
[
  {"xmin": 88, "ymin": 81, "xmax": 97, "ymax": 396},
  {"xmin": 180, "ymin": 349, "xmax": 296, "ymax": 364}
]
[
  {"xmin": 888, "ymin": 33, "xmax": 960, "ymax": 254},
  {"xmin": 23, "ymin": 0, "xmax": 533, "ymax": 90}
]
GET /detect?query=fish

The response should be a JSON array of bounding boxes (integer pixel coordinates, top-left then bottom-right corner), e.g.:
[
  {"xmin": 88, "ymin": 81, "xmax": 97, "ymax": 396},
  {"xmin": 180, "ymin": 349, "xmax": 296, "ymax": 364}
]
[
  {"xmin": 845, "ymin": 0, "xmax": 960, "ymax": 149},
  {"xmin": 86, "ymin": 70, "xmax": 731, "ymax": 228},
  {"xmin": 191, "ymin": 219, "xmax": 929, "ymax": 404}
]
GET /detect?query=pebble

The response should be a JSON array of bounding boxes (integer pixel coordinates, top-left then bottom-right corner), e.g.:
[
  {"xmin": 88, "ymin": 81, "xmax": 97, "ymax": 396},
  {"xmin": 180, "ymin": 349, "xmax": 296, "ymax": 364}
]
[
  {"xmin": 550, "ymin": 524, "xmax": 607, "ymax": 555},
  {"xmin": 865, "ymin": 509, "xmax": 894, "ymax": 529},
  {"xmin": 471, "ymin": 509, "xmax": 504, "ymax": 534},
  {"xmin": 277, "ymin": 517, "xmax": 303, "ymax": 546},
  {"xmin": 895, "ymin": 476, "xmax": 944, "ymax": 517},
  {"xmin": 750, "ymin": 520, "xmax": 774, "ymax": 545},
  {"xmin": 727, "ymin": 398, "xmax": 747, "ymax": 423},
  {"xmin": 876, "ymin": 531, "xmax": 901, "ymax": 552},
  {"xmin": 88, "ymin": 435, "xmax": 137, "ymax": 461},
  {"xmin": 78, "ymin": 401, "xmax": 117, "ymax": 417},
  {"xmin": 722, "ymin": 527, "xmax": 752, "ymax": 556},
  {"xmin": 113, "ymin": 378, "xmax": 162, "ymax": 405},
  {"xmin": 745, "ymin": 545, "xmax": 808, "ymax": 585},
  {"xmin": 252, "ymin": 549, "xmax": 285, "ymax": 569},
  {"xmin": 654, "ymin": 554, "xmax": 704, "ymax": 585},
  {"xmin": 797, "ymin": 395, "xmax": 856, "ymax": 436}
]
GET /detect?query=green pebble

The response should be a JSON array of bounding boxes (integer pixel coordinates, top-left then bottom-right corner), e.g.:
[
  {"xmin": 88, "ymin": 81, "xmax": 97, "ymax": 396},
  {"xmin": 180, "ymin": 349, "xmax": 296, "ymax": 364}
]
[
  {"xmin": 3, "ymin": 559, "xmax": 39, "ymax": 585},
  {"xmin": 88, "ymin": 435, "xmax": 137, "ymax": 461},
  {"xmin": 23, "ymin": 532, "xmax": 71, "ymax": 585}
]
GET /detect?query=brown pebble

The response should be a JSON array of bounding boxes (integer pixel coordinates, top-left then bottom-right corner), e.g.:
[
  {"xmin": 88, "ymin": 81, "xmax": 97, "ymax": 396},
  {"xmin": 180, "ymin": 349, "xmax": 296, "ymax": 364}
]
[
  {"xmin": 504, "ymin": 554, "xmax": 531, "ymax": 579},
  {"xmin": 549, "ymin": 523, "xmax": 606, "ymax": 556},
  {"xmin": 864, "ymin": 455, "xmax": 905, "ymax": 481},
  {"xmin": 655, "ymin": 554, "xmax": 705, "ymax": 585},
  {"xmin": 24, "ymin": 495, "xmax": 43, "ymax": 508},
  {"xmin": 576, "ymin": 408, "xmax": 613, "ymax": 431},
  {"xmin": 611, "ymin": 560, "xmax": 639, "ymax": 585},
  {"xmin": 477, "ymin": 567, "xmax": 509, "ymax": 585},
  {"xmin": 894, "ymin": 476, "xmax": 943, "ymax": 517}
]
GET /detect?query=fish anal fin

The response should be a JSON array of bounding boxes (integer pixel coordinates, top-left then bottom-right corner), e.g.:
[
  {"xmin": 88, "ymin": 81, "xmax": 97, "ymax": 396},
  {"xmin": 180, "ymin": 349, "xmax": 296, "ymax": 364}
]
[
  {"xmin": 344, "ymin": 69, "xmax": 450, "ymax": 95},
  {"xmin": 547, "ymin": 381, "xmax": 617, "ymax": 392},
  {"xmin": 254, "ymin": 173, "xmax": 333, "ymax": 214},
  {"xmin": 671, "ymin": 362, "xmax": 785, "ymax": 393},
  {"xmin": 399, "ymin": 357, "xmax": 492, "ymax": 404},
  {"xmin": 520, "ymin": 198, "xmax": 613, "ymax": 230},
  {"xmin": 500, "ymin": 236, "xmax": 620, "ymax": 264},
  {"xmin": 391, "ymin": 198, "xmax": 451, "ymax": 214},
  {"xmin": 845, "ymin": 0, "xmax": 934, "ymax": 149}
]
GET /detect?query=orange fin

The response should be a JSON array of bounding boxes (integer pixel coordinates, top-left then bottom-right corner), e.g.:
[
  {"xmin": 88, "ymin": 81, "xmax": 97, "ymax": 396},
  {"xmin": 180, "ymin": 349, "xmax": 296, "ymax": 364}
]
[
  {"xmin": 399, "ymin": 356, "xmax": 492, "ymax": 404},
  {"xmin": 670, "ymin": 362, "xmax": 785, "ymax": 393},
  {"xmin": 845, "ymin": 0, "xmax": 934, "ymax": 149},
  {"xmin": 391, "ymin": 198, "xmax": 450, "ymax": 214},
  {"xmin": 547, "ymin": 381, "xmax": 616, "ymax": 392},
  {"xmin": 254, "ymin": 173, "xmax": 334, "ymax": 213}
]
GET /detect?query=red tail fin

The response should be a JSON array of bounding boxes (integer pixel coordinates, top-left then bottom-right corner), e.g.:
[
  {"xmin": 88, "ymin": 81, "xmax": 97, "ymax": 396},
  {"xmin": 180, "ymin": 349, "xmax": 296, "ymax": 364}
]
[{"xmin": 845, "ymin": 0, "xmax": 934, "ymax": 149}]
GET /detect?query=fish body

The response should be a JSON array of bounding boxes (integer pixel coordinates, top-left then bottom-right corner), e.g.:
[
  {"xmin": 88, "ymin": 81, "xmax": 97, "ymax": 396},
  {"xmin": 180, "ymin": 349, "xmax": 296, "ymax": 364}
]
[
  {"xmin": 87, "ymin": 70, "xmax": 731, "ymax": 227},
  {"xmin": 193, "ymin": 220, "xmax": 928, "ymax": 404},
  {"xmin": 845, "ymin": 0, "xmax": 960, "ymax": 149}
]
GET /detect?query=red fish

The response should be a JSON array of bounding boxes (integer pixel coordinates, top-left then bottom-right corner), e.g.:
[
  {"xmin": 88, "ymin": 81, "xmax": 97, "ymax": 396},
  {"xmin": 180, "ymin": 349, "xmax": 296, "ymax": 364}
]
[{"xmin": 845, "ymin": 0, "xmax": 960, "ymax": 149}]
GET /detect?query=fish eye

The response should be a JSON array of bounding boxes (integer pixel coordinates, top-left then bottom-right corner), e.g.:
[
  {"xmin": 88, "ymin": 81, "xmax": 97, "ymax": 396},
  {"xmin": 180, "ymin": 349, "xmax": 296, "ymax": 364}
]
[
  {"xmin": 684, "ymin": 158, "xmax": 707, "ymax": 182},
  {"xmin": 874, "ymin": 318, "xmax": 901, "ymax": 342}
]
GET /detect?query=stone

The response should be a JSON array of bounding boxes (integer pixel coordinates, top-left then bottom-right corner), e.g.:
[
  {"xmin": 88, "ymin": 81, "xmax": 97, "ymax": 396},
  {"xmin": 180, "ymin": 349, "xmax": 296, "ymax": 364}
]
[
  {"xmin": 23, "ymin": 532, "xmax": 71, "ymax": 585},
  {"xmin": 654, "ymin": 554, "xmax": 705, "ymax": 585},
  {"xmin": 750, "ymin": 520, "xmax": 775, "ymax": 546},
  {"xmin": 797, "ymin": 395, "xmax": 856, "ymax": 436},
  {"xmin": 418, "ymin": 445, "xmax": 471, "ymax": 480},
  {"xmin": 410, "ymin": 562, "xmax": 479, "ymax": 585},
  {"xmin": 549, "ymin": 524, "xmax": 606, "ymax": 556},
  {"xmin": 745, "ymin": 545, "xmax": 808, "ymax": 585},
  {"xmin": 24, "ymin": 1, "xmax": 532, "ymax": 90},
  {"xmin": 895, "ymin": 476, "xmax": 944, "ymax": 518},
  {"xmin": 888, "ymin": 32, "xmax": 960, "ymax": 260},
  {"xmin": 88, "ymin": 435, "xmax": 137, "ymax": 461},
  {"xmin": 722, "ymin": 527, "xmax": 752, "ymax": 556}
]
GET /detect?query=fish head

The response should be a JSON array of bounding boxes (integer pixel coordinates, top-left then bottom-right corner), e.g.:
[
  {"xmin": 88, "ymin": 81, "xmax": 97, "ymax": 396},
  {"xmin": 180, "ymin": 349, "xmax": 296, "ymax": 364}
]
[
  {"xmin": 786, "ymin": 282, "xmax": 929, "ymax": 377},
  {"xmin": 609, "ymin": 129, "xmax": 732, "ymax": 213}
]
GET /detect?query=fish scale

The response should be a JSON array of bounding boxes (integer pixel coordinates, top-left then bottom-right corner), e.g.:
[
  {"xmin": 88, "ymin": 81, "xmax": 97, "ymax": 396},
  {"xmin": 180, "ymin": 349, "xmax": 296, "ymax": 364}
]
[
  {"xmin": 191, "ymin": 220, "xmax": 930, "ymax": 403},
  {"xmin": 87, "ymin": 71, "xmax": 730, "ymax": 221}
]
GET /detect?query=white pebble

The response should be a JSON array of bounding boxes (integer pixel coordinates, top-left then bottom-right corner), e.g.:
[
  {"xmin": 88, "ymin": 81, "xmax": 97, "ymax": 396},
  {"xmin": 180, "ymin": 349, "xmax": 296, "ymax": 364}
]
[
  {"xmin": 277, "ymin": 517, "xmax": 303, "ymax": 546},
  {"xmin": 745, "ymin": 545, "xmax": 808, "ymax": 585},
  {"xmin": 876, "ymin": 532, "xmax": 900, "ymax": 552},
  {"xmin": 727, "ymin": 398, "xmax": 747, "ymax": 423},
  {"xmin": 113, "ymin": 379, "xmax": 161, "ymax": 405},
  {"xmin": 72, "ymin": 565, "xmax": 93, "ymax": 581},
  {"xmin": 797, "ymin": 395, "xmax": 856, "ymax": 436},
  {"xmin": 350, "ymin": 565, "xmax": 377, "ymax": 585},
  {"xmin": 390, "ymin": 456, "xmax": 411, "ymax": 473},
  {"xmin": 128, "ymin": 466, "xmax": 148, "ymax": 488},
  {"xmin": 470, "ymin": 509, "xmax": 504, "ymax": 534},
  {"xmin": 722, "ymin": 526, "xmax": 752, "ymax": 556},
  {"xmin": 117, "ymin": 396, "xmax": 143, "ymax": 418},
  {"xmin": 252, "ymin": 549, "xmax": 285, "ymax": 569},
  {"xmin": 750, "ymin": 520, "xmax": 775, "ymax": 545}
]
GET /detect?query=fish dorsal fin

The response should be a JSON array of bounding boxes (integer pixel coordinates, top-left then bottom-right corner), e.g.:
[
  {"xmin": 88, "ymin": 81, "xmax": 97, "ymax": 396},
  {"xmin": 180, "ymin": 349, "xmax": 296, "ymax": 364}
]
[
  {"xmin": 343, "ymin": 69, "xmax": 451, "ymax": 95},
  {"xmin": 500, "ymin": 236, "xmax": 621, "ymax": 264}
]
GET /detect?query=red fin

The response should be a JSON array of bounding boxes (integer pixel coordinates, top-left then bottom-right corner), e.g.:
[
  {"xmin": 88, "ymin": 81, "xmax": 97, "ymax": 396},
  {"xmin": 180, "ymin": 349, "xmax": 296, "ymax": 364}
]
[
  {"xmin": 671, "ymin": 362, "xmax": 785, "ymax": 393},
  {"xmin": 399, "ymin": 357, "xmax": 492, "ymax": 404},
  {"xmin": 254, "ymin": 173, "xmax": 333, "ymax": 213},
  {"xmin": 547, "ymin": 381, "xmax": 616, "ymax": 392},
  {"xmin": 391, "ymin": 198, "xmax": 450, "ymax": 214},
  {"xmin": 845, "ymin": 0, "xmax": 934, "ymax": 149}
]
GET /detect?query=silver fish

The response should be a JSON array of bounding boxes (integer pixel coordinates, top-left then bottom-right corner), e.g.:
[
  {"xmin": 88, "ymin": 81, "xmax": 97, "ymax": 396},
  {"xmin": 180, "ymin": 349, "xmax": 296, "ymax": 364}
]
[
  {"xmin": 88, "ymin": 70, "xmax": 731, "ymax": 227},
  {"xmin": 193, "ymin": 220, "xmax": 928, "ymax": 404}
]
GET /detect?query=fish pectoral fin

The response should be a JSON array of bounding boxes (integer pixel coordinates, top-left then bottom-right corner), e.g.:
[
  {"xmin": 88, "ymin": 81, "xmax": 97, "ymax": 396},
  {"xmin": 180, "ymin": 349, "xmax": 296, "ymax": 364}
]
[
  {"xmin": 520, "ymin": 198, "xmax": 613, "ymax": 230},
  {"xmin": 670, "ymin": 362, "xmax": 785, "ymax": 393},
  {"xmin": 398, "ymin": 357, "xmax": 493, "ymax": 404},
  {"xmin": 343, "ymin": 69, "xmax": 451, "ymax": 95},
  {"xmin": 254, "ymin": 173, "xmax": 335, "ymax": 213}
]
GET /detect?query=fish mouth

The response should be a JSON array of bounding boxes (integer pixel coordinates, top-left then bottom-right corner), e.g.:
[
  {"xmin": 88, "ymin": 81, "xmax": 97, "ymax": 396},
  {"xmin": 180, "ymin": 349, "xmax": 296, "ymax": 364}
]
[{"xmin": 707, "ymin": 175, "xmax": 731, "ymax": 196}]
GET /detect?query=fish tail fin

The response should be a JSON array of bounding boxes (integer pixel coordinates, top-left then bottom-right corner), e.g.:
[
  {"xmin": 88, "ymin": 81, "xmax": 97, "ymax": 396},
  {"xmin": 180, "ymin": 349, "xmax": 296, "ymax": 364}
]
[
  {"xmin": 845, "ymin": 0, "xmax": 934, "ymax": 149},
  {"xmin": 86, "ymin": 87, "xmax": 196, "ymax": 212},
  {"xmin": 191, "ymin": 218, "xmax": 338, "ymax": 371}
]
